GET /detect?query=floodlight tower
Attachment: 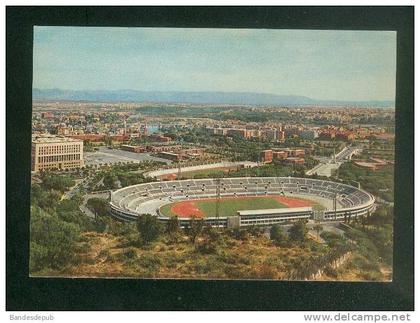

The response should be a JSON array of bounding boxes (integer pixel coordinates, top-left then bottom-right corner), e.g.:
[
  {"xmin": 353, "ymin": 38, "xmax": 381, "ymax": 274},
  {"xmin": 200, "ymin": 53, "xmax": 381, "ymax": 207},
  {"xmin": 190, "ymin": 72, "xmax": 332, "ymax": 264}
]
[
  {"xmin": 215, "ymin": 177, "xmax": 221, "ymax": 227},
  {"xmin": 177, "ymin": 162, "xmax": 182, "ymax": 179},
  {"xmin": 333, "ymin": 192, "xmax": 338, "ymax": 220}
]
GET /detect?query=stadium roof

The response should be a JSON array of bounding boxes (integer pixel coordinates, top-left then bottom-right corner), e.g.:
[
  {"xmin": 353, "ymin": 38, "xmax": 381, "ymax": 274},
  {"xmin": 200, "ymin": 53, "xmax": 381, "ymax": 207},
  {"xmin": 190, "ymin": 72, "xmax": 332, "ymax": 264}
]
[{"xmin": 237, "ymin": 207, "xmax": 313, "ymax": 216}]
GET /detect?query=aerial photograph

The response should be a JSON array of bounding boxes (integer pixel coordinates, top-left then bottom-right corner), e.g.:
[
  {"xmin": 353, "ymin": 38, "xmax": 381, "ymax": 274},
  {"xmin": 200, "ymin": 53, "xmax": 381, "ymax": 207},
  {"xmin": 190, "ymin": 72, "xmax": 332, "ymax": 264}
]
[{"xmin": 30, "ymin": 27, "xmax": 396, "ymax": 281}]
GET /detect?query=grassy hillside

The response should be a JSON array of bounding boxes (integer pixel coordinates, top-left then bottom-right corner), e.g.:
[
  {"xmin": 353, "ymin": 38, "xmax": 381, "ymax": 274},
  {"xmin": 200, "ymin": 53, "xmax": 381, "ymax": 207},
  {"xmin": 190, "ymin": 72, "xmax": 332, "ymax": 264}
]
[{"xmin": 30, "ymin": 228, "xmax": 391, "ymax": 281}]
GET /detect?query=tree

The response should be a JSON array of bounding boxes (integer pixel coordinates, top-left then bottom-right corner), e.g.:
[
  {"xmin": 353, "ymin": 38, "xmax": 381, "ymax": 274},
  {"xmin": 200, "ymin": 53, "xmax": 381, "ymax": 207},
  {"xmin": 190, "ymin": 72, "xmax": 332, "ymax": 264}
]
[
  {"xmin": 270, "ymin": 224, "xmax": 287, "ymax": 245},
  {"xmin": 166, "ymin": 216, "xmax": 181, "ymax": 243},
  {"xmin": 196, "ymin": 225, "xmax": 221, "ymax": 254},
  {"xmin": 247, "ymin": 225, "xmax": 263, "ymax": 237},
  {"xmin": 31, "ymin": 184, "xmax": 61, "ymax": 211},
  {"xmin": 87, "ymin": 198, "xmax": 110, "ymax": 217},
  {"xmin": 288, "ymin": 220, "xmax": 308, "ymax": 242},
  {"xmin": 136, "ymin": 214, "xmax": 163, "ymax": 245},
  {"xmin": 313, "ymin": 224, "xmax": 324, "ymax": 239},
  {"xmin": 231, "ymin": 228, "xmax": 248, "ymax": 240},
  {"xmin": 367, "ymin": 206, "xmax": 393, "ymax": 226},
  {"xmin": 41, "ymin": 173, "xmax": 75, "ymax": 192},
  {"xmin": 103, "ymin": 173, "xmax": 117, "ymax": 189},
  {"xmin": 186, "ymin": 217, "xmax": 204, "ymax": 244},
  {"xmin": 56, "ymin": 198, "xmax": 93, "ymax": 231},
  {"xmin": 30, "ymin": 206, "xmax": 80, "ymax": 272},
  {"xmin": 202, "ymin": 225, "xmax": 221, "ymax": 243},
  {"xmin": 166, "ymin": 216, "xmax": 180, "ymax": 235}
]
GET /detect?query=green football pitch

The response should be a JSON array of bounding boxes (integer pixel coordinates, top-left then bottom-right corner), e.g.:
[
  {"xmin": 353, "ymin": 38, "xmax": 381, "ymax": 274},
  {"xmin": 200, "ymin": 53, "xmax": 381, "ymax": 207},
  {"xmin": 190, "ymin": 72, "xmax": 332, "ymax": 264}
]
[{"xmin": 160, "ymin": 196, "xmax": 287, "ymax": 218}]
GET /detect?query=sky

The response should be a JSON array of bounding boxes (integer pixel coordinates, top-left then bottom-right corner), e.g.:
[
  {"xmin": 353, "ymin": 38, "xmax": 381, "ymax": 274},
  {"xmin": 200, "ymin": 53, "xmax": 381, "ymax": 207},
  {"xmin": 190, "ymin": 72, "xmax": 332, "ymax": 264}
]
[{"xmin": 33, "ymin": 27, "xmax": 397, "ymax": 101}]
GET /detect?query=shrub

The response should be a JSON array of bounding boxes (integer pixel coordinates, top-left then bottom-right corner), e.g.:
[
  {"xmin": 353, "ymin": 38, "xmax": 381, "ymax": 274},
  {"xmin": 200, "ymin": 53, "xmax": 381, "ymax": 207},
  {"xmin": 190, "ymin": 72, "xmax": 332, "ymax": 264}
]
[
  {"xmin": 194, "ymin": 259, "xmax": 212, "ymax": 274},
  {"xmin": 166, "ymin": 216, "xmax": 182, "ymax": 243},
  {"xmin": 185, "ymin": 217, "xmax": 204, "ymax": 244},
  {"xmin": 323, "ymin": 265, "xmax": 338, "ymax": 278},
  {"xmin": 138, "ymin": 254, "xmax": 162, "ymax": 271},
  {"xmin": 123, "ymin": 248, "xmax": 137, "ymax": 260},
  {"xmin": 361, "ymin": 270, "xmax": 383, "ymax": 281},
  {"xmin": 253, "ymin": 264, "xmax": 278, "ymax": 279},
  {"xmin": 136, "ymin": 214, "xmax": 163, "ymax": 245},
  {"xmin": 196, "ymin": 241, "xmax": 218, "ymax": 255},
  {"xmin": 320, "ymin": 231, "xmax": 341, "ymax": 243},
  {"xmin": 74, "ymin": 242, "xmax": 91, "ymax": 253},
  {"xmin": 313, "ymin": 224, "xmax": 324, "ymax": 238},
  {"xmin": 230, "ymin": 228, "xmax": 248, "ymax": 240},
  {"xmin": 247, "ymin": 226, "xmax": 264, "ymax": 237},
  {"xmin": 97, "ymin": 249, "xmax": 110, "ymax": 259},
  {"xmin": 224, "ymin": 265, "xmax": 246, "ymax": 279},
  {"xmin": 352, "ymin": 254, "xmax": 380, "ymax": 272},
  {"xmin": 106, "ymin": 253, "xmax": 124, "ymax": 263},
  {"xmin": 270, "ymin": 225, "xmax": 287, "ymax": 245},
  {"xmin": 288, "ymin": 220, "xmax": 308, "ymax": 242}
]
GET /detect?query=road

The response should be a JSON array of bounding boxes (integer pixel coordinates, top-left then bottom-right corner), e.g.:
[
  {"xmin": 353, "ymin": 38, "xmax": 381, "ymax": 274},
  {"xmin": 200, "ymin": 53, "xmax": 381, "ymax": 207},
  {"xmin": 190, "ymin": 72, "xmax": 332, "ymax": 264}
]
[
  {"xmin": 144, "ymin": 161, "xmax": 259, "ymax": 178},
  {"xmin": 375, "ymin": 196, "xmax": 394, "ymax": 207},
  {"xmin": 62, "ymin": 177, "xmax": 88, "ymax": 200},
  {"xmin": 306, "ymin": 145, "xmax": 362, "ymax": 177},
  {"xmin": 335, "ymin": 146, "xmax": 362, "ymax": 161}
]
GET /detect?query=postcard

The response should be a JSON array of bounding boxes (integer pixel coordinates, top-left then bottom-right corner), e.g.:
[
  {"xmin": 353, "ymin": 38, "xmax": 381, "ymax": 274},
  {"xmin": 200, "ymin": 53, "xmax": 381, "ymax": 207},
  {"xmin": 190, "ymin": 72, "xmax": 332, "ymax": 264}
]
[{"xmin": 30, "ymin": 27, "xmax": 396, "ymax": 281}]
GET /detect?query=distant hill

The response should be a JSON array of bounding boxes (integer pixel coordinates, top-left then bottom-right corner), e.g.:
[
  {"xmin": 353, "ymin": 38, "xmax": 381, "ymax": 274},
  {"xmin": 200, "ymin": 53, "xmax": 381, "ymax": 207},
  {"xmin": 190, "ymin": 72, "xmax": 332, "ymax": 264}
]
[{"xmin": 32, "ymin": 88, "xmax": 395, "ymax": 107}]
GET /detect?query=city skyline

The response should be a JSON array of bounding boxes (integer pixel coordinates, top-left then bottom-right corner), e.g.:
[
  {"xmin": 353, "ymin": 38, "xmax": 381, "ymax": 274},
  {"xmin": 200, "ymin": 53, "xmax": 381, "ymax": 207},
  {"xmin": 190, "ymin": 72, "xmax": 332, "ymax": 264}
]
[{"xmin": 33, "ymin": 27, "xmax": 397, "ymax": 102}]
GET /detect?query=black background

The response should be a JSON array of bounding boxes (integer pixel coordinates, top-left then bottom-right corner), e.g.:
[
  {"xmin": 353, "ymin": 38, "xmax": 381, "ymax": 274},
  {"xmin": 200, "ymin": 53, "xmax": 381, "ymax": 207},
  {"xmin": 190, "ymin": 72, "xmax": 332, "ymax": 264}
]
[{"xmin": 6, "ymin": 6, "xmax": 414, "ymax": 311}]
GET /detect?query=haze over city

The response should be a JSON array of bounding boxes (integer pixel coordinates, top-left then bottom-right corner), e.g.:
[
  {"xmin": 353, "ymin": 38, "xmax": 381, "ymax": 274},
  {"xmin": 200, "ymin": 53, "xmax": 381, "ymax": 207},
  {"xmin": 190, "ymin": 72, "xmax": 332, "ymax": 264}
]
[{"xmin": 33, "ymin": 27, "xmax": 397, "ymax": 102}]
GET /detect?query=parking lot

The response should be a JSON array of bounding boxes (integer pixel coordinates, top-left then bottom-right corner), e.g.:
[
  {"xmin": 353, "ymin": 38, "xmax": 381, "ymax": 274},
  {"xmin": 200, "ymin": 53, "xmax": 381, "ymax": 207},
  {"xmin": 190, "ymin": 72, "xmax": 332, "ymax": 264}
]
[{"xmin": 84, "ymin": 147, "xmax": 172, "ymax": 166}]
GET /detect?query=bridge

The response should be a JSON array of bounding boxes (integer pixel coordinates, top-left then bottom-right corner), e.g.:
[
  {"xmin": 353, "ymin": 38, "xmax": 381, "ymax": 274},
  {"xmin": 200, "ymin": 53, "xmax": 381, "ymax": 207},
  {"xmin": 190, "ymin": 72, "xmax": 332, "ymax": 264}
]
[{"xmin": 306, "ymin": 145, "xmax": 362, "ymax": 177}]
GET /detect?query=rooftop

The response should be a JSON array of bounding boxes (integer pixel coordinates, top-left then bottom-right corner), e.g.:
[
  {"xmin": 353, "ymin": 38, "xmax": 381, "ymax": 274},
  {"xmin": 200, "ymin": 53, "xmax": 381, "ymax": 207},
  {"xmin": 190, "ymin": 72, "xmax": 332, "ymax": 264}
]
[
  {"xmin": 32, "ymin": 135, "xmax": 83, "ymax": 144},
  {"xmin": 237, "ymin": 207, "xmax": 313, "ymax": 216}
]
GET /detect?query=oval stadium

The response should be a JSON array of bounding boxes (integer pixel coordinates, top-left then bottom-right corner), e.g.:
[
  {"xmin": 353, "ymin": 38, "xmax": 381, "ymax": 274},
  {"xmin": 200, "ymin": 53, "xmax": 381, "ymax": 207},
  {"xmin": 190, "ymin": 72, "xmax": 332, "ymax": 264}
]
[{"xmin": 109, "ymin": 177, "xmax": 375, "ymax": 228}]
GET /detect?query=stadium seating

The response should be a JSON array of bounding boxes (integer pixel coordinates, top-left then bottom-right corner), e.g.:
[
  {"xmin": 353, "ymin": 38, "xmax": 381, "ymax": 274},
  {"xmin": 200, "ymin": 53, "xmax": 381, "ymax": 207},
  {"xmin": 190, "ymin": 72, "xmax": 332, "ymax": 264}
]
[{"xmin": 110, "ymin": 176, "xmax": 375, "ymax": 226}]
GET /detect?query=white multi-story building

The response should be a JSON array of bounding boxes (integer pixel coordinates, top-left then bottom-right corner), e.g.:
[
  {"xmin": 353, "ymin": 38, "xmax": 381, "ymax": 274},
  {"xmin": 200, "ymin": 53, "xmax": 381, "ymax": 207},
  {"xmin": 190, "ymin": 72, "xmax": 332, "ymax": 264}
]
[{"xmin": 31, "ymin": 135, "xmax": 84, "ymax": 172}]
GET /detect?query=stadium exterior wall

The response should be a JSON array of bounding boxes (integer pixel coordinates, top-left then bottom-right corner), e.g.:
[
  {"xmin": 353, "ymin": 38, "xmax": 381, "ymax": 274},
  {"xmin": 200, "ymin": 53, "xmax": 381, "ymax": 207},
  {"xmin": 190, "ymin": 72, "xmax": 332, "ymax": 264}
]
[{"xmin": 109, "ymin": 176, "xmax": 375, "ymax": 227}]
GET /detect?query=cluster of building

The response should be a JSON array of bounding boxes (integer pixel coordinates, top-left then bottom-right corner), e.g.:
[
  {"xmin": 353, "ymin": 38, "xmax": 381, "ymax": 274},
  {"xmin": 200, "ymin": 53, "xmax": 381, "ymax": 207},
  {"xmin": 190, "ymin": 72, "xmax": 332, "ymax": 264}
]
[
  {"xmin": 317, "ymin": 125, "xmax": 395, "ymax": 142},
  {"xmin": 353, "ymin": 157, "xmax": 394, "ymax": 171},
  {"xmin": 260, "ymin": 148, "xmax": 306, "ymax": 165},
  {"xmin": 205, "ymin": 126, "xmax": 285, "ymax": 141},
  {"xmin": 31, "ymin": 103, "xmax": 395, "ymax": 174},
  {"xmin": 155, "ymin": 147, "xmax": 205, "ymax": 162},
  {"xmin": 122, "ymin": 144, "xmax": 205, "ymax": 162},
  {"xmin": 30, "ymin": 131, "xmax": 206, "ymax": 172},
  {"xmin": 265, "ymin": 106, "xmax": 395, "ymax": 126},
  {"xmin": 205, "ymin": 123, "xmax": 394, "ymax": 143},
  {"xmin": 33, "ymin": 109, "xmax": 169, "ymax": 144},
  {"xmin": 33, "ymin": 107, "xmax": 395, "ymax": 150}
]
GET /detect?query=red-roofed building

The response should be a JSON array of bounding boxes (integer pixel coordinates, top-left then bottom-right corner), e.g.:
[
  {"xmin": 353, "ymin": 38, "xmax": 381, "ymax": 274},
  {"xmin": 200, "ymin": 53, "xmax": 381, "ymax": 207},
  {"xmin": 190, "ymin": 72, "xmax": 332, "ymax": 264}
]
[
  {"xmin": 149, "ymin": 134, "xmax": 172, "ymax": 143},
  {"xmin": 284, "ymin": 157, "xmax": 305, "ymax": 165},
  {"xmin": 260, "ymin": 149, "xmax": 273, "ymax": 163},
  {"xmin": 67, "ymin": 134, "xmax": 106, "ymax": 142}
]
